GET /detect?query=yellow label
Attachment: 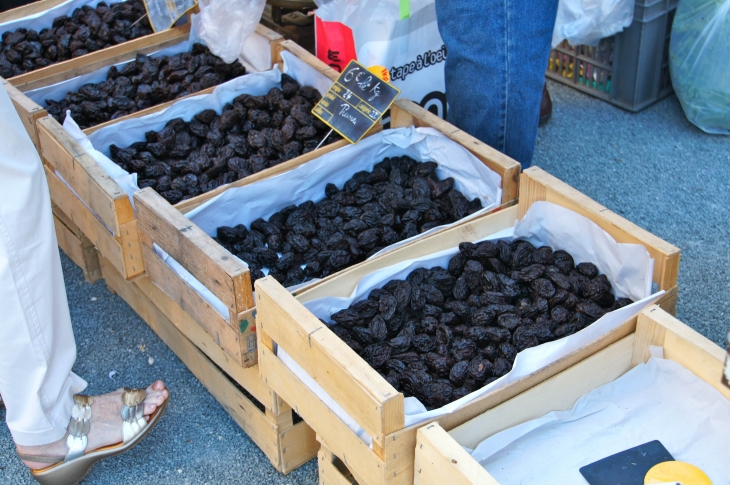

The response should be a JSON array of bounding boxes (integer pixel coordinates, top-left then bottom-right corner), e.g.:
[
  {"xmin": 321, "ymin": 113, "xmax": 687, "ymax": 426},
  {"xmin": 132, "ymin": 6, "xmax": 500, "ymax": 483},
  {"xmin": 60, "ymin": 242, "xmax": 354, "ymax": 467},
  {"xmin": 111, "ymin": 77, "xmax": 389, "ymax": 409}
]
[
  {"xmin": 368, "ymin": 65, "xmax": 390, "ymax": 83},
  {"xmin": 644, "ymin": 461, "xmax": 712, "ymax": 484}
]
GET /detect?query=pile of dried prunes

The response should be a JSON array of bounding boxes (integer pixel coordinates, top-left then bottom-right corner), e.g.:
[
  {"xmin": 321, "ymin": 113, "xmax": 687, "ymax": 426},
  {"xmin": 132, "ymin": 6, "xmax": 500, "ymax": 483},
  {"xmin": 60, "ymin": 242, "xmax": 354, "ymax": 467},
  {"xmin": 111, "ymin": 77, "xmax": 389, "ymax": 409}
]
[
  {"xmin": 215, "ymin": 156, "xmax": 483, "ymax": 287},
  {"xmin": 326, "ymin": 239, "xmax": 633, "ymax": 410},
  {"xmin": 108, "ymin": 75, "xmax": 338, "ymax": 203},
  {"xmin": 45, "ymin": 43, "xmax": 246, "ymax": 128},
  {"xmin": 0, "ymin": 1, "xmax": 153, "ymax": 79}
]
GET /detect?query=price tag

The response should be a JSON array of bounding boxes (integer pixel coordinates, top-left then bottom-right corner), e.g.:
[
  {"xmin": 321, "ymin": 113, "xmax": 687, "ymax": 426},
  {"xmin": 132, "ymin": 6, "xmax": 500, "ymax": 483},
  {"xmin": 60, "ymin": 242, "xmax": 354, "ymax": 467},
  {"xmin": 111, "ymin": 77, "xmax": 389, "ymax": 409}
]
[
  {"xmin": 142, "ymin": 0, "xmax": 198, "ymax": 32},
  {"xmin": 312, "ymin": 59, "xmax": 401, "ymax": 144}
]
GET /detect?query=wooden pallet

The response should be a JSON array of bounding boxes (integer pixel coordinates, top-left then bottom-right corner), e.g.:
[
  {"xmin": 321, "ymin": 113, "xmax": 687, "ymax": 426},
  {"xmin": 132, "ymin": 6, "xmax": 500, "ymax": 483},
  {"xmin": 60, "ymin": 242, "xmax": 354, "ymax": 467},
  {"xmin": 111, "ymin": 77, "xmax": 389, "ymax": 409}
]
[
  {"xmin": 53, "ymin": 205, "xmax": 102, "ymax": 283},
  {"xmin": 413, "ymin": 305, "xmax": 729, "ymax": 485},
  {"xmin": 99, "ymin": 254, "xmax": 319, "ymax": 473},
  {"xmin": 134, "ymin": 92, "xmax": 521, "ymax": 367},
  {"xmin": 255, "ymin": 166, "xmax": 680, "ymax": 485}
]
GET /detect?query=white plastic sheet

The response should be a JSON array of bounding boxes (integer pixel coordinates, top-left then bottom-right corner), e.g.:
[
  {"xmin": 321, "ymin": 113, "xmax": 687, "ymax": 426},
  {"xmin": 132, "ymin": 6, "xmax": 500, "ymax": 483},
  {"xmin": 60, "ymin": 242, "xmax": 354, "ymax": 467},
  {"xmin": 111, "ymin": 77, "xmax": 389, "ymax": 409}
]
[
  {"xmin": 552, "ymin": 0, "xmax": 635, "ymax": 47},
  {"xmin": 197, "ymin": 0, "xmax": 266, "ymax": 64},
  {"xmin": 472, "ymin": 357, "xmax": 730, "ymax": 483},
  {"xmin": 278, "ymin": 202, "xmax": 662, "ymax": 445}
]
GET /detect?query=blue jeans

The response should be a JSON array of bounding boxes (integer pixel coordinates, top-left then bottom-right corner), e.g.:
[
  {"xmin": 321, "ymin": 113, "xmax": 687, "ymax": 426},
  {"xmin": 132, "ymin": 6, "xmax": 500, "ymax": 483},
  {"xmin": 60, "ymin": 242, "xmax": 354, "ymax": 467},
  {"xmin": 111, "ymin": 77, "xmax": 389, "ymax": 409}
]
[{"xmin": 435, "ymin": 0, "xmax": 559, "ymax": 168}]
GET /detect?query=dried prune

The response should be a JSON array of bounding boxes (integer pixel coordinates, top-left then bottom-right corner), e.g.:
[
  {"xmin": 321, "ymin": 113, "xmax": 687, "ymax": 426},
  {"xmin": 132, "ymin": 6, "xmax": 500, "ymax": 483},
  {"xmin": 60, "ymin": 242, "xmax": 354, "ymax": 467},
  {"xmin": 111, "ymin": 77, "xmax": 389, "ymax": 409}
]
[
  {"xmin": 46, "ymin": 43, "xmax": 246, "ymax": 129},
  {"xmin": 467, "ymin": 357, "xmax": 492, "ymax": 381},
  {"xmin": 361, "ymin": 344, "xmax": 391, "ymax": 369}
]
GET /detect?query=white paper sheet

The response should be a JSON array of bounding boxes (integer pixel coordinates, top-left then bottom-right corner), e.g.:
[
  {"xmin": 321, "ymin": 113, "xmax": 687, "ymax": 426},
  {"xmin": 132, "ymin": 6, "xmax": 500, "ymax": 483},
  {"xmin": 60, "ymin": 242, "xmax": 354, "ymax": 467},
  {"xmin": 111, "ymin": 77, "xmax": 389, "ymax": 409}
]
[
  {"xmin": 471, "ymin": 357, "xmax": 730, "ymax": 484},
  {"xmin": 277, "ymin": 202, "xmax": 662, "ymax": 442}
]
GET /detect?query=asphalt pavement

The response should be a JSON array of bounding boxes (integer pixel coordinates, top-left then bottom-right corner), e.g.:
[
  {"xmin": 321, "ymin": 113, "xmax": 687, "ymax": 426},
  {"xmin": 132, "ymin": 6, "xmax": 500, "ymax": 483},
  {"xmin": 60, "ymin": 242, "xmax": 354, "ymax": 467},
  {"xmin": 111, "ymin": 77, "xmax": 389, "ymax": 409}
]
[{"xmin": 1, "ymin": 80, "xmax": 728, "ymax": 484}]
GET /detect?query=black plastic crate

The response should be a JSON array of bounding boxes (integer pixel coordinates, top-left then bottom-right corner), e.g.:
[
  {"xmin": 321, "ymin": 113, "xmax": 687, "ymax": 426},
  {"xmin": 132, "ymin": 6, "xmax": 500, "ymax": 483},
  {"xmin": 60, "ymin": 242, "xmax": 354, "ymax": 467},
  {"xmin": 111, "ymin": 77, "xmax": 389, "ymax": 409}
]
[{"xmin": 547, "ymin": 0, "xmax": 677, "ymax": 111}]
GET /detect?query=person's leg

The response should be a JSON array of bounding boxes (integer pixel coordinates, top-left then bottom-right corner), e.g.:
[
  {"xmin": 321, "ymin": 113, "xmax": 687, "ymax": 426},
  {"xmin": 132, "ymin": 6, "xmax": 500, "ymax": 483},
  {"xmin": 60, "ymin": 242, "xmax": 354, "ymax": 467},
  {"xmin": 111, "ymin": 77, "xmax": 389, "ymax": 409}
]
[
  {"xmin": 0, "ymin": 85, "xmax": 86, "ymax": 447},
  {"xmin": 0, "ymin": 85, "xmax": 170, "ymax": 471},
  {"xmin": 435, "ymin": 0, "xmax": 559, "ymax": 168}
]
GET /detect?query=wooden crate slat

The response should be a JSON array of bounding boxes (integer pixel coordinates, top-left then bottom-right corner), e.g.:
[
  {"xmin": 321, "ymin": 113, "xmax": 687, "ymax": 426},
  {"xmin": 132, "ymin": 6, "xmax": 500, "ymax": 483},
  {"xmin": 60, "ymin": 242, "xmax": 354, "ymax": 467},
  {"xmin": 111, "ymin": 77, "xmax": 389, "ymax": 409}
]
[
  {"xmin": 132, "ymin": 265, "xmax": 279, "ymax": 410},
  {"xmin": 449, "ymin": 335, "xmax": 636, "ymax": 450},
  {"xmin": 257, "ymin": 277, "xmax": 405, "ymax": 447},
  {"xmin": 518, "ymin": 167, "xmax": 681, "ymax": 290},
  {"xmin": 11, "ymin": 24, "xmax": 192, "ymax": 89},
  {"xmin": 39, "ymin": 117, "xmax": 133, "ymax": 234},
  {"xmin": 414, "ymin": 424, "xmax": 497, "ymax": 485},
  {"xmin": 318, "ymin": 441, "xmax": 365, "ymax": 485},
  {"xmin": 44, "ymin": 165, "xmax": 130, "ymax": 276},
  {"xmin": 136, "ymin": 187, "xmax": 253, "ymax": 314},
  {"xmin": 0, "ymin": 0, "xmax": 68, "ymax": 22},
  {"xmin": 140, "ymin": 242, "xmax": 249, "ymax": 366},
  {"xmin": 279, "ymin": 415, "xmax": 319, "ymax": 474},
  {"xmin": 390, "ymin": 99, "xmax": 521, "ymax": 206},
  {"xmin": 299, "ymin": 206, "xmax": 520, "ymax": 303},
  {"xmin": 259, "ymin": 346, "xmax": 387, "ymax": 485},
  {"xmin": 2, "ymin": 77, "xmax": 47, "ymax": 149},
  {"xmin": 635, "ymin": 307, "xmax": 730, "ymax": 399},
  {"xmin": 53, "ymin": 213, "xmax": 102, "ymax": 283}
]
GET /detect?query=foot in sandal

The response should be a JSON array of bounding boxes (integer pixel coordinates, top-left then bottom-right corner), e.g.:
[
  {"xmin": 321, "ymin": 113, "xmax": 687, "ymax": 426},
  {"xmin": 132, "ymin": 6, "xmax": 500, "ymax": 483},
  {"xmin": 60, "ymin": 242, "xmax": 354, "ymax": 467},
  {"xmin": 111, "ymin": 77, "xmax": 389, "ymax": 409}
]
[{"xmin": 16, "ymin": 380, "xmax": 169, "ymax": 485}]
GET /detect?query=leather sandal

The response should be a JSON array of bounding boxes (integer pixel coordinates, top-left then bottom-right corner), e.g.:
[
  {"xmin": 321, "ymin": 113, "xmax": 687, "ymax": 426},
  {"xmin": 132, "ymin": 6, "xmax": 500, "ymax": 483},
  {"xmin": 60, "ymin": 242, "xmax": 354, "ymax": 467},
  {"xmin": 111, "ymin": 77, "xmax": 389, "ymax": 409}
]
[{"xmin": 18, "ymin": 387, "xmax": 168, "ymax": 485}]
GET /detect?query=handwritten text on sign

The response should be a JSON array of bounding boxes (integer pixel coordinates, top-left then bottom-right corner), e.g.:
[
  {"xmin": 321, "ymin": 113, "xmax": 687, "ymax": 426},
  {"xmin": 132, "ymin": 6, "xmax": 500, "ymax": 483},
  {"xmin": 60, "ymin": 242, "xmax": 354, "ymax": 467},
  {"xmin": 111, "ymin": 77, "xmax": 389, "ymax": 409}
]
[{"xmin": 312, "ymin": 60, "xmax": 400, "ymax": 144}]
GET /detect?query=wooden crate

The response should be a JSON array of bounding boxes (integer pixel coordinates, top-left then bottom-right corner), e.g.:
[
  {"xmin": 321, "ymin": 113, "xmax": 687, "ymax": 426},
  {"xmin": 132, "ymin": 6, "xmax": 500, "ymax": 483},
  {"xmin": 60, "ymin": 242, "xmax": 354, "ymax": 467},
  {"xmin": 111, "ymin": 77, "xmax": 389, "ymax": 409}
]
[
  {"xmin": 254, "ymin": 166, "xmax": 680, "ymax": 485},
  {"xmin": 52, "ymin": 205, "xmax": 102, "ymax": 283},
  {"xmin": 35, "ymin": 36, "xmax": 351, "ymax": 282},
  {"xmin": 133, "ymin": 95, "xmax": 521, "ymax": 368},
  {"xmin": 98, "ymin": 253, "xmax": 319, "ymax": 473},
  {"xmin": 413, "ymin": 305, "xmax": 729, "ymax": 485},
  {"xmin": 8, "ymin": 22, "xmax": 285, "ymax": 148},
  {"xmin": 2, "ymin": 24, "xmax": 193, "ymax": 149}
]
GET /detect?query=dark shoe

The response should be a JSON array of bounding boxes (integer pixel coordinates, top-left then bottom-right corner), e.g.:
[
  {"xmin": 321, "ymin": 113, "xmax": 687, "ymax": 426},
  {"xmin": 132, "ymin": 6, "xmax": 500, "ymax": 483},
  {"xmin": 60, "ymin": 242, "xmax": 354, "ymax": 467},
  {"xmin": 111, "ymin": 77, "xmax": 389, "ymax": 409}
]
[{"xmin": 539, "ymin": 83, "xmax": 552, "ymax": 126}]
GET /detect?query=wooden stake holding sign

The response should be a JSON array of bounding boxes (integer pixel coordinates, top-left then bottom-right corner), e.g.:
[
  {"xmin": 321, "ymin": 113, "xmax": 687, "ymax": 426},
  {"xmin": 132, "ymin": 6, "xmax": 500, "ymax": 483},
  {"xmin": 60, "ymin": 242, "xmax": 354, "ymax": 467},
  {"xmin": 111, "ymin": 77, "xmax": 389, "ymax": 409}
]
[
  {"xmin": 312, "ymin": 59, "xmax": 401, "ymax": 144},
  {"xmin": 141, "ymin": 0, "xmax": 198, "ymax": 32}
]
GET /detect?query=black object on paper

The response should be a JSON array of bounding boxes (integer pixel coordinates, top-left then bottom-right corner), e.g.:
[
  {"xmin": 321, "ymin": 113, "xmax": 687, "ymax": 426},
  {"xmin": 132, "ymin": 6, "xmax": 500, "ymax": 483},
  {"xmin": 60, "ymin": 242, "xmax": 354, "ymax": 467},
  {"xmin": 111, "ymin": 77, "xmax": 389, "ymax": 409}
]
[
  {"xmin": 312, "ymin": 59, "xmax": 400, "ymax": 144},
  {"xmin": 579, "ymin": 440, "xmax": 674, "ymax": 485}
]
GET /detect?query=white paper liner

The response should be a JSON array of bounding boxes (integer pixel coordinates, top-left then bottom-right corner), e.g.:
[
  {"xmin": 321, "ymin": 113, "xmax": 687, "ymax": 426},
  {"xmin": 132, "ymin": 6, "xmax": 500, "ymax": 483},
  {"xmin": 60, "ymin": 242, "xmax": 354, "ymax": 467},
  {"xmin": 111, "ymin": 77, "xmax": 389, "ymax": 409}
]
[
  {"xmin": 276, "ymin": 201, "xmax": 662, "ymax": 446},
  {"xmin": 471, "ymin": 357, "xmax": 730, "ymax": 483}
]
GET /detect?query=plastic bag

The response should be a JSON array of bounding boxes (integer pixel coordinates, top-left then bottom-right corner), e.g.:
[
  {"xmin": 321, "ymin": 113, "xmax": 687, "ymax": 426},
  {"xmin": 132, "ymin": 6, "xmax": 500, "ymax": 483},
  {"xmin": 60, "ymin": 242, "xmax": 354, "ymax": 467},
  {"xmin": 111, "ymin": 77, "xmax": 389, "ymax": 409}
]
[
  {"xmin": 552, "ymin": 0, "xmax": 635, "ymax": 47},
  {"xmin": 314, "ymin": 0, "xmax": 449, "ymax": 118},
  {"xmin": 198, "ymin": 0, "xmax": 266, "ymax": 63},
  {"xmin": 670, "ymin": 0, "xmax": 730, "ymax": 134}
]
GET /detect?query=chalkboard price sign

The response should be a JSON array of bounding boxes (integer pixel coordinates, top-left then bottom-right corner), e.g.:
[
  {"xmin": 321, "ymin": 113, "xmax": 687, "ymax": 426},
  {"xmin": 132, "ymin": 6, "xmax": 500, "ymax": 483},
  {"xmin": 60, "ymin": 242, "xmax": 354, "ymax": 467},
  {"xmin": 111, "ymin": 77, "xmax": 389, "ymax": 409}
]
[{"xmin": 312, "ymin": 60, "xmax": 401, "ymax": 144}]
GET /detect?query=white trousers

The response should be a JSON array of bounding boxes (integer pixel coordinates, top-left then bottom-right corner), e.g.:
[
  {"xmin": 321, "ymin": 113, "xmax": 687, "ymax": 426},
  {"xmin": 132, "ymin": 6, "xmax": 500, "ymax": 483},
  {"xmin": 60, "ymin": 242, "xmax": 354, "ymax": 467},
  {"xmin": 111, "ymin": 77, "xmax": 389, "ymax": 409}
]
[{"xmin": 0, "ymin": 85, "xmax": 87, "ymax": 446}]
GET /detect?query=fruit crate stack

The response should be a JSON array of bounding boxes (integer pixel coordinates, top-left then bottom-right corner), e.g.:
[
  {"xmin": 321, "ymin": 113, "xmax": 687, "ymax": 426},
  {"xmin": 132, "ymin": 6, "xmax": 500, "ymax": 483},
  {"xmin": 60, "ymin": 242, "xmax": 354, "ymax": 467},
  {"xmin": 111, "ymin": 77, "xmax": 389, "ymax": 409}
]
[{"xmin": 547, "ymin": 0, "xmax": 678, "ymax": 111}]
